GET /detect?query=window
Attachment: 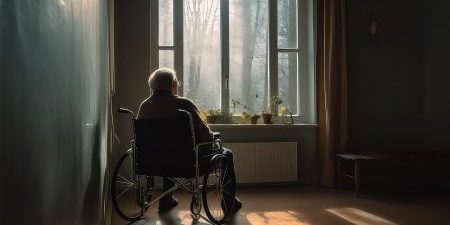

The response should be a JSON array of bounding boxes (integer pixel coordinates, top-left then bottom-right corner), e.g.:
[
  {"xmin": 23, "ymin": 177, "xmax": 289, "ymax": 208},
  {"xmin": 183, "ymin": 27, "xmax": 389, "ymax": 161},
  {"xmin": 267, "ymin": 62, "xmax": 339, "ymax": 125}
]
[
  {"xmin": 183, "ymin": 0, "xmax": 221, "ymax": 110},
  {"xmin": 229, "ymin": 0, "xmax": 268, "ymax": 116},
  {"xmin": 150, "ymin": 0, "xmax": 315, "ymax": 123}
]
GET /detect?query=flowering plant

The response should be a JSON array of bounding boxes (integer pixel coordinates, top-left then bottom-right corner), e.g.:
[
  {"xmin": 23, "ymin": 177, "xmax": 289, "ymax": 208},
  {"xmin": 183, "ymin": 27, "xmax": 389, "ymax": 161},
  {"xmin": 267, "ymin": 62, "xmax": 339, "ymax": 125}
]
[
  {"xmin": 263, "ymin": 95, "xmax": 283, "ymax": 114},
  {"xmin": 200, "ymin": 108, "xmax": 223, "ymax": 124},
  {"xmin": 231, "ymin": 98, "xmax": 252, "ymax": 121},
  {"xmin": 279, "ymin": 106, "xmax": 289, "ymax": 116}
]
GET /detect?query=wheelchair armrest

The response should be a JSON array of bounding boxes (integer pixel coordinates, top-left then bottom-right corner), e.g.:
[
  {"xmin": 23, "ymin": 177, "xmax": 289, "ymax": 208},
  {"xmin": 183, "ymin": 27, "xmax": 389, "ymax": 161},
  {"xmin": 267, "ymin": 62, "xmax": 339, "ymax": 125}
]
[
  {"xmin": 196, "ymin": 139, "xmax": 223, "ymax": 152},
  {"xmin": 213, "ymin": 132, "xmax": 221, "ymax": 139},
  {"xmin": 196, "ymin": 141, "xmax": 215, "ymax": 151},
  {"xmin": 213, "ymin": 138, "xmax": 222, "ymax": 151}
]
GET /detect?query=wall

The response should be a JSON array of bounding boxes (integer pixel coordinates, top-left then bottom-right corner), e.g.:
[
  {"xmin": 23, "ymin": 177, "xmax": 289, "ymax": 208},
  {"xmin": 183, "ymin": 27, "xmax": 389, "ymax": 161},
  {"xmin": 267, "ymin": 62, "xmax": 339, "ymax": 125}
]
[
  {"xmin": 347, "ymin": 0, "xmax": 450, "ymax": 152},
  {"xmin": 423, "ymin": 1, "xmax": 450, "ymax": 151},
  {"xmin": 113, "ymin": 1, "xmax": 318, "ymax": 185},
  {"xmin": 0, "ymin": 1, "xmax": 110, "ymax": 224},
  {"xmin": 114, "ymin": 0, "xmax": 150, "ymax": 156}
]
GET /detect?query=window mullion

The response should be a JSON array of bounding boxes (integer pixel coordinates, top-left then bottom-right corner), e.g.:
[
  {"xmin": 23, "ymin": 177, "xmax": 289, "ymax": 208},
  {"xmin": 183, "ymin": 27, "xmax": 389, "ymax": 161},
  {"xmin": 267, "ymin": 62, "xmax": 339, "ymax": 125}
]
[
  {"xmin": 299, "ymin": 0, "xmax": 312, "ymax": 123},
  {"xmin": 268, "ymin": 0, "xmax": 278, "ymax": 104},
  {"xmin": 149, "ymin": 0, "xmax": 159, "ymax": 73},
  {"xmin": 174, "ymin": 0, "xmax": 184, "ymax": 95},
  {"xmin": 221, "ymin": 0, "xmax": 230, "ymax": 116}
]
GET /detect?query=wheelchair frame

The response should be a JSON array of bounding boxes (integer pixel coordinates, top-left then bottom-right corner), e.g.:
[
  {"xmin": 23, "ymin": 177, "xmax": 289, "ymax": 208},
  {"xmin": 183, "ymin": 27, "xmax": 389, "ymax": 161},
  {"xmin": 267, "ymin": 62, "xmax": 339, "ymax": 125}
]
[{"xmin": 111, "ymin": 108, "xmax": 232, "ymax": 224}]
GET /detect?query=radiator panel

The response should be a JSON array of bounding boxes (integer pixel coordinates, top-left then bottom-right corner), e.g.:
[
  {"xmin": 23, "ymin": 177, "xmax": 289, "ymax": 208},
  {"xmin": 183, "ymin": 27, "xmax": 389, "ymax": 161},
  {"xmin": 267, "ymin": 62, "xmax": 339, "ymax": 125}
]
[{"xmin": 223, "ymin": 142, "xmax": 298, "ymax": 183}]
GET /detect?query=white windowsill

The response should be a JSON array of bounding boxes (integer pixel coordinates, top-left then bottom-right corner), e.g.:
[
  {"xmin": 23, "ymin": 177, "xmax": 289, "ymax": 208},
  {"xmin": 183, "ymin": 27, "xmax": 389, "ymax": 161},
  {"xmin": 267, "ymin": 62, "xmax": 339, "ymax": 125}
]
[{"xmin": 210, "ymin": 123, "xmax": 317, "ymax": 129}]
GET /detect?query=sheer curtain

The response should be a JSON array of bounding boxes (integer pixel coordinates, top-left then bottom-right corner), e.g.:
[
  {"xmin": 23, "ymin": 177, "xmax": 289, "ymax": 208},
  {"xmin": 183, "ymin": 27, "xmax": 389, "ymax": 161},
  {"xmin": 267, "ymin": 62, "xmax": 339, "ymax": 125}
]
[{"xmin": 316, "ymin": 0, "xmax": 348, "ymax": 188}]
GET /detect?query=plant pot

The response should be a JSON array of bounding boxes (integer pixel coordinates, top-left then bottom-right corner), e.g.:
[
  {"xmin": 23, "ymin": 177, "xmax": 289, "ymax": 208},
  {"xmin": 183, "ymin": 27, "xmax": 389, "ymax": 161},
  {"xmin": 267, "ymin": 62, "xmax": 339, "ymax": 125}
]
[
  {"xmin": 261, "ymin": 113, "xmax": 272, "ymax": 124},
  {"xmin": 250, "ymin": 115, "xmax": 260, "ymax": 124}
]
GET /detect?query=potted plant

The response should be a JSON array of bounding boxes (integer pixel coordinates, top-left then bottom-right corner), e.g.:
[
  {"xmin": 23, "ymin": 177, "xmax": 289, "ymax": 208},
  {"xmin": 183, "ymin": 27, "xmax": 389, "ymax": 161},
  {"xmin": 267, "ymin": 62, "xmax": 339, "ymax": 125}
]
[
  {"xmin": 279, "ymin": 105, "xmax": 294, "ymax": 124},
  {"xmin": 247, "ymin": 93, "xmax": 263, "ymax": 124},
  {"xmin": 230, "ymin": 99, "xmax": 242, "ymax": 123},
  {"xmin": 249, "ymin": 114, "xmax": 260, "ymax": 124},
  {"xmin": 231, "ymin": 98, "xmax": 259, "ymax": 124},
  {"xmin": 261, "ymin": 112, "xmax": 272, "ymax": 124},
  {"xmin": 204, "ymin": 108, "xmax": 223, "ymax": 124},
  {"xmin": 261, "ymin": 95, "xmax": 283, "ymax": 124}
]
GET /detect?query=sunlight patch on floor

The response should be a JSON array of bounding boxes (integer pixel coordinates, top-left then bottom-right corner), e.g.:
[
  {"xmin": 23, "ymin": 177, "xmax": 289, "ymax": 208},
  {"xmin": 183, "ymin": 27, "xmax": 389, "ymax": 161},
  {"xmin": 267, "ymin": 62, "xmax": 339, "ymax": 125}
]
[
  {"xmin": 326, "ymin": 207, "xmax": 398, "ymax": 225},
  {"xmin": 246, "ymin": 211, "xmax": 311, "ymax": 225}
]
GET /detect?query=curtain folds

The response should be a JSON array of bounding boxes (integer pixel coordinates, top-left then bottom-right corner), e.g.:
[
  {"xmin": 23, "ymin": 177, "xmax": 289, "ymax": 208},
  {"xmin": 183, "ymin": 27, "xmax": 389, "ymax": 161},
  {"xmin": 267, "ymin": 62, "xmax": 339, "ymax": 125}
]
[{"xmin": 316, "ymin": 0, "xmax": 348, "ymax": 188}]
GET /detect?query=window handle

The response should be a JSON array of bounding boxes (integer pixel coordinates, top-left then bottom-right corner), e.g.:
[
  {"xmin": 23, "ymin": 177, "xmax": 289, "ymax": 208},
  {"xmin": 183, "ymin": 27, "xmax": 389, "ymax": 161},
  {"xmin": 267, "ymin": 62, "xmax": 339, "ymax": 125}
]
[{"xmin": 225, "ymin": 78, "xmax": 229, "ymax": 90}]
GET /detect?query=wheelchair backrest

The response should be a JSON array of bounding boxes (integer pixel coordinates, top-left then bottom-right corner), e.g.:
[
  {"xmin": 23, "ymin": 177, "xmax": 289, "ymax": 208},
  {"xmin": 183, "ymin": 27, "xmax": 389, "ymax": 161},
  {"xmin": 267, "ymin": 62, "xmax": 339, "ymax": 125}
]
[{"xmin": 133, "ymin": 110, "xmax": 196, "ymax": 177}]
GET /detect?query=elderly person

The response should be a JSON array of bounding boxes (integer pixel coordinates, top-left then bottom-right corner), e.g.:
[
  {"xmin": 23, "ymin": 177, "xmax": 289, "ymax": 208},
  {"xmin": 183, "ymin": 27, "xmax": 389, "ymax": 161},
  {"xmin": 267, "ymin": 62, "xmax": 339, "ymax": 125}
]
[{"xmin": 138, "ymin": 68, "xmax": 242, "ymax": 215}]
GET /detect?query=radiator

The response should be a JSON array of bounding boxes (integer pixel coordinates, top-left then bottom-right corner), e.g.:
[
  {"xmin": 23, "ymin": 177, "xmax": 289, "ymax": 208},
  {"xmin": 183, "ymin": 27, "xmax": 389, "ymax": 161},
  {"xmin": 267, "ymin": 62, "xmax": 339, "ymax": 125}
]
[{"xmin": 223, "ymin": 142, "xmax": 298, "ymax": 184}]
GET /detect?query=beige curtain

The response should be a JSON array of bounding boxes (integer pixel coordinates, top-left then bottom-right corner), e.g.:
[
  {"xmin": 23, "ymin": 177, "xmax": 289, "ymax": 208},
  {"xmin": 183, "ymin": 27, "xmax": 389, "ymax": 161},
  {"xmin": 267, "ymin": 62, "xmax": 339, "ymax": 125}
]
[{"xmin": 316, "ymin": 0, "xmax": 348, "ymax": 188}]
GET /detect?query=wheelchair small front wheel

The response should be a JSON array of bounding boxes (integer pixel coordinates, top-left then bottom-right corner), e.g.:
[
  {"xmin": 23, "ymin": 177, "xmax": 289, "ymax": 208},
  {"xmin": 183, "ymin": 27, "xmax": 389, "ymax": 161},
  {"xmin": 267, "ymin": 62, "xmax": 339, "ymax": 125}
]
[
  {"xmin": 190, "ymin": 194, "xmax": 201, "ymax": 220},
  {"xmin": 202, "ymin": 156, "xmax": 235, "ymax": 224},
  {"xmin": 111, "ymin": 150, "xmax": 149, "ymax": 221}
]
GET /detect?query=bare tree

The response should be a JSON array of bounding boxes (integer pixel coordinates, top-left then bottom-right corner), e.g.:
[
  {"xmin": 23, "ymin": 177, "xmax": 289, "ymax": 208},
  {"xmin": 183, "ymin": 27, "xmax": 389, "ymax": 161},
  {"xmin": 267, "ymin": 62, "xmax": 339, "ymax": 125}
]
[
  {"xmin": 238, "ymin": 0, "xmax": 267, "ymax": 113},
  {"xmin": 184, "ymin": 0, "xmax": 220, "ymax": 104}
]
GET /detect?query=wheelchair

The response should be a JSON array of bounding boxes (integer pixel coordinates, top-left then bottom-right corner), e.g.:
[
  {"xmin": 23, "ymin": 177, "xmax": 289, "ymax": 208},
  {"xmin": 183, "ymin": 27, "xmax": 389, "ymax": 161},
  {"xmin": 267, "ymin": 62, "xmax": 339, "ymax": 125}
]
[{"xmin": 111, "ymin": 108, "xmax": 235, "ymax": 224}]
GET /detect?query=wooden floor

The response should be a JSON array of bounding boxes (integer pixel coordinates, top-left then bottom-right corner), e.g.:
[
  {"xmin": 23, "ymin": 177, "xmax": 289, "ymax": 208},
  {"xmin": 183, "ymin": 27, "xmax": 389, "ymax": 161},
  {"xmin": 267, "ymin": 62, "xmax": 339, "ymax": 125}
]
[{"xmin": 111, "ymin": 186, "xmax": 450, "ymax": 225}]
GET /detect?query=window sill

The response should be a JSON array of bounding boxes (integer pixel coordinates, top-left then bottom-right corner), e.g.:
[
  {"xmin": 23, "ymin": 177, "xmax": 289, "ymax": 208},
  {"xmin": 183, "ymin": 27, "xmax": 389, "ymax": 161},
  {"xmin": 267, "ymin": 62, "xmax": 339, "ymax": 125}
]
[{"xmin": 209, "ymin": 123, "xmax": 317, "ymax": 129}]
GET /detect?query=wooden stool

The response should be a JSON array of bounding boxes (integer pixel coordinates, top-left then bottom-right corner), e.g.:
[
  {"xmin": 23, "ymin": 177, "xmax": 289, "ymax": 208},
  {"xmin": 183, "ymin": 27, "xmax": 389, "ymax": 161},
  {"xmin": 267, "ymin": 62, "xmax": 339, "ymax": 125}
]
[{"xmin": 336, "ymin": 153, "xmax": 378, "ymax": 197}]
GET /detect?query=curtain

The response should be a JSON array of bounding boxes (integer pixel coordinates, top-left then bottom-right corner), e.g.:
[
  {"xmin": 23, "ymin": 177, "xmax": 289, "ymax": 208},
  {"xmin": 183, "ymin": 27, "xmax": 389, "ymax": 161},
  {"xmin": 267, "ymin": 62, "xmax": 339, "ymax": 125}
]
[{"xmin": 316, "ymin": 0, "xmax": 348, "ymax": 188}]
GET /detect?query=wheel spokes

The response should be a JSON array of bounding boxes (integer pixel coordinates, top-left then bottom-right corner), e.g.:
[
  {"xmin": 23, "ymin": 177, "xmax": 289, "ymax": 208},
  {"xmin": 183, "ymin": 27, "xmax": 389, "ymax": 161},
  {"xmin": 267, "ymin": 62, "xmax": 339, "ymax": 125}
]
[
  {"xmin": 205, "ymin": 165, "xmax": 230, "ymax": 220},
  {"xmin": 118, "ymin": 174, "xmax": 133, "ymax": 185},
  {"xmin": 115, "ymin": 185, "xmax": 134, "ymax": 200},
  {"xmin": 112, "ymin": 151, "xmax": 147, "ymax": 221}
]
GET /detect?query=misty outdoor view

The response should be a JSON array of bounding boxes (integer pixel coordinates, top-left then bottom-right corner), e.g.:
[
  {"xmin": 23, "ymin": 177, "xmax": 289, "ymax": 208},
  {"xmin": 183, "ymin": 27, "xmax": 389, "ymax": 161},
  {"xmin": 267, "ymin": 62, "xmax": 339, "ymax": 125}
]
[{"xmin": 158, "ymin": 0, "xmax": 298, "ymax": 116}]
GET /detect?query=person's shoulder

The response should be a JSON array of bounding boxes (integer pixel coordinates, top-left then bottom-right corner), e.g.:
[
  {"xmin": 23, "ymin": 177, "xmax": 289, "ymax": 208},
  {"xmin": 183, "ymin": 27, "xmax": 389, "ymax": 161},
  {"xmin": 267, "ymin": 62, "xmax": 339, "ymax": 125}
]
[
  {"xmin": 139, "ymin": 96, "xmax": 152, "ymax": 106},
  {"xmin": 137, "ymin": 97, "xmax": 150, "ymax": 118},
  {"xmin": 137, "ymin": 97, "xmax": 151, "ymax": 114},
  {"xmin": 175, "ymin": 96, "xmax": 195, "ymax": 105},
  {"xmin": 175, "ymin": 96, "xmax": 198, "ymax": 109}
]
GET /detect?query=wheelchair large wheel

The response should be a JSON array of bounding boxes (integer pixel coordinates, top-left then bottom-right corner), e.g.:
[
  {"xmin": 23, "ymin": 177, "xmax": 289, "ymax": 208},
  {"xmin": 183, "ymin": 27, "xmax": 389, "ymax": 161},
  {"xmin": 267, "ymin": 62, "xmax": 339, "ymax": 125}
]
[
  {"xmin": 202, "ymin": 155, "xmax": 235, "ymax": 224},
  {"xmin": 111, "ymin": 149, "xmax": 150, "ymax": 221}
]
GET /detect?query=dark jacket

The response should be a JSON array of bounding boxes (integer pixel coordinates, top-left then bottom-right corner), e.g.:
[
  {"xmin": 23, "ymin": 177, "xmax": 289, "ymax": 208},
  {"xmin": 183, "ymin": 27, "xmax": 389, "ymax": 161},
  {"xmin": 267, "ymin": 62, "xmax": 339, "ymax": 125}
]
[{"xmin": 137, "ymin": 91, "xmax": 213, "ymax": 143}]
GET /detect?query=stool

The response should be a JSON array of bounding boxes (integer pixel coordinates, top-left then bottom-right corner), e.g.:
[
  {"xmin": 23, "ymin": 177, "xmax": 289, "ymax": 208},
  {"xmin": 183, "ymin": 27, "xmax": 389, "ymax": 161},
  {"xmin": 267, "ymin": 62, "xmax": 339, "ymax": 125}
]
[{"xmin": 336, "ymin": 153, "xmax": 378, "ymax": 197}]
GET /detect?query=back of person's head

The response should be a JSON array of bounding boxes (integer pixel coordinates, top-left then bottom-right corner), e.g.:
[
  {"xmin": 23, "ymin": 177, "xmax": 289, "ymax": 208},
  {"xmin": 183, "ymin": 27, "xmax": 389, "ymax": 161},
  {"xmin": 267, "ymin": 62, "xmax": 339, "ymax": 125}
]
[{"xmin": 148, "ymin": 68, "xmax": 177, "ymax": 92}]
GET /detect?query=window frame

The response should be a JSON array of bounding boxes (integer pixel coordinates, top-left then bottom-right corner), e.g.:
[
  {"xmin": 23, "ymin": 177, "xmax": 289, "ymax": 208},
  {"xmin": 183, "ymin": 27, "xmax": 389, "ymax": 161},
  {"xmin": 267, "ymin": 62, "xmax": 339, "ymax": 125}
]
[{"xmin": 149, "ymin": 0, "xmax": 315, "ymax": 124}]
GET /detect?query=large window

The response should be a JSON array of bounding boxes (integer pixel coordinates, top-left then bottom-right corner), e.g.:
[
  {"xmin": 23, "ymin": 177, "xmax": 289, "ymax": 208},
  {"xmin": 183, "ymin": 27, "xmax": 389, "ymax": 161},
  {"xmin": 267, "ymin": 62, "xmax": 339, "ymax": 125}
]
[
  {"xmin": 150, "ymin": 0, "xmax": 315, "ymax": 123},
  {"xmin": 229, "ymin": 0, "xmax": 268, "ymax": 116}
]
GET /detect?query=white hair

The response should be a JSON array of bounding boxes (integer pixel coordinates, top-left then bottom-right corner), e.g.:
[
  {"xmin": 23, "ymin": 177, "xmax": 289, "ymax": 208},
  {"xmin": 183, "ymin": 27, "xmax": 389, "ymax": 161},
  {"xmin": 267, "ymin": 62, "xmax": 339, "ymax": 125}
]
[{"xmin": 148, "ymin": 68, "xmax": 177, "ymax": 91}]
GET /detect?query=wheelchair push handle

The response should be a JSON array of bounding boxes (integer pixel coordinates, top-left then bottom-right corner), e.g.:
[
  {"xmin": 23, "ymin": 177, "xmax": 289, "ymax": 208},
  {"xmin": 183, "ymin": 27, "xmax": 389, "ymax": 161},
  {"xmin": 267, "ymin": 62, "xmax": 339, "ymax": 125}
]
[{"xmin": 118, "ymin": 107, "xmax": 135, "ymax": 118}]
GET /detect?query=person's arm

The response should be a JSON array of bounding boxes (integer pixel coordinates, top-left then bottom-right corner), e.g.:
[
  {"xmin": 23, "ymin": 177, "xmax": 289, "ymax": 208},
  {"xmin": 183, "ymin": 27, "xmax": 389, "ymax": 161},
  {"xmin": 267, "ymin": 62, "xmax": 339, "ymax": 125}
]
[
  {"xmin": 137, "ymin": 97, "xmax": 152, "ymax": 119},
  {"xmin": 136, "ymin": 101, "xmax": 145, "ymax": 119},
  {"xmin": 187, "ymin": 102, "xmax": 214, "ymax": 142},
  {"xmin": 136, "ymin": 105, "xmax": 142, "ymax": 119}
]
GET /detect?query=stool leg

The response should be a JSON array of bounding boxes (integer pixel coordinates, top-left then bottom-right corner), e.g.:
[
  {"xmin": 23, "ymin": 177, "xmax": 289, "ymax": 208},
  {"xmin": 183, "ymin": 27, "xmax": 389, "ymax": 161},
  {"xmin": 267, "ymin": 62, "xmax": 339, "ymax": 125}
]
[
  {"xmin": 337, "ymin": 158, "xmax": 342, "ymax": 188},
  {"xmin": 354, "ymin": 160, "xmax": 360, "ymax": 197}
]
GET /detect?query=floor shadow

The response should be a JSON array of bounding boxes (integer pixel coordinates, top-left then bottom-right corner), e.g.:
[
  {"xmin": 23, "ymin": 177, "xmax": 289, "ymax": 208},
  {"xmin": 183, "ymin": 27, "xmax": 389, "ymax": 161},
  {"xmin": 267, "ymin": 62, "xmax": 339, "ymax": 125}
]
[{"xmin": 123, "ymin": 211, "xmax": 211, "ymax": 225}]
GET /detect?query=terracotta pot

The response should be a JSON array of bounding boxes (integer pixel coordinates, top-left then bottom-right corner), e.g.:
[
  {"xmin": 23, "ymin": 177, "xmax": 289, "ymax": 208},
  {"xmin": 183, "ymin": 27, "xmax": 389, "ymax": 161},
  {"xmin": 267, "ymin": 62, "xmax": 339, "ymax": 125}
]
[
  {"xmin": 261, "ymin": 113, "xmax": 272, "ymax": 124},
  {"xmin": 250, "ymin": 115, "xmax": 260, "ymax": 124}
]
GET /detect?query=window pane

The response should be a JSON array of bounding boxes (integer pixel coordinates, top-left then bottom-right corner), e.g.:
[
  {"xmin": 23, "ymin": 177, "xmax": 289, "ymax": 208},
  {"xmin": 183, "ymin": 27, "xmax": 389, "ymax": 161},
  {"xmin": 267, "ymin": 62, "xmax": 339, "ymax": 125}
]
[
  {"xmin": 229, "ymin": 0, "xmax": 268, "ymax": 115},
  {"xmin": 159, "ymin": 0, "xmax": 173, "ymax": 46},
  {"xmin": 159, "ymin": 50, "xmax": 174, "ymax": 68},
  {"xmin": 183, "ymin": 0, "xmax": 221, "ymax": 110},
  {"xmin": 278, "ymin": 52, "xmax": 298, "ymax": 115},
  {"xmin": 278, "ymin": 0, "xmax": 297, "ymax": 49}
]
